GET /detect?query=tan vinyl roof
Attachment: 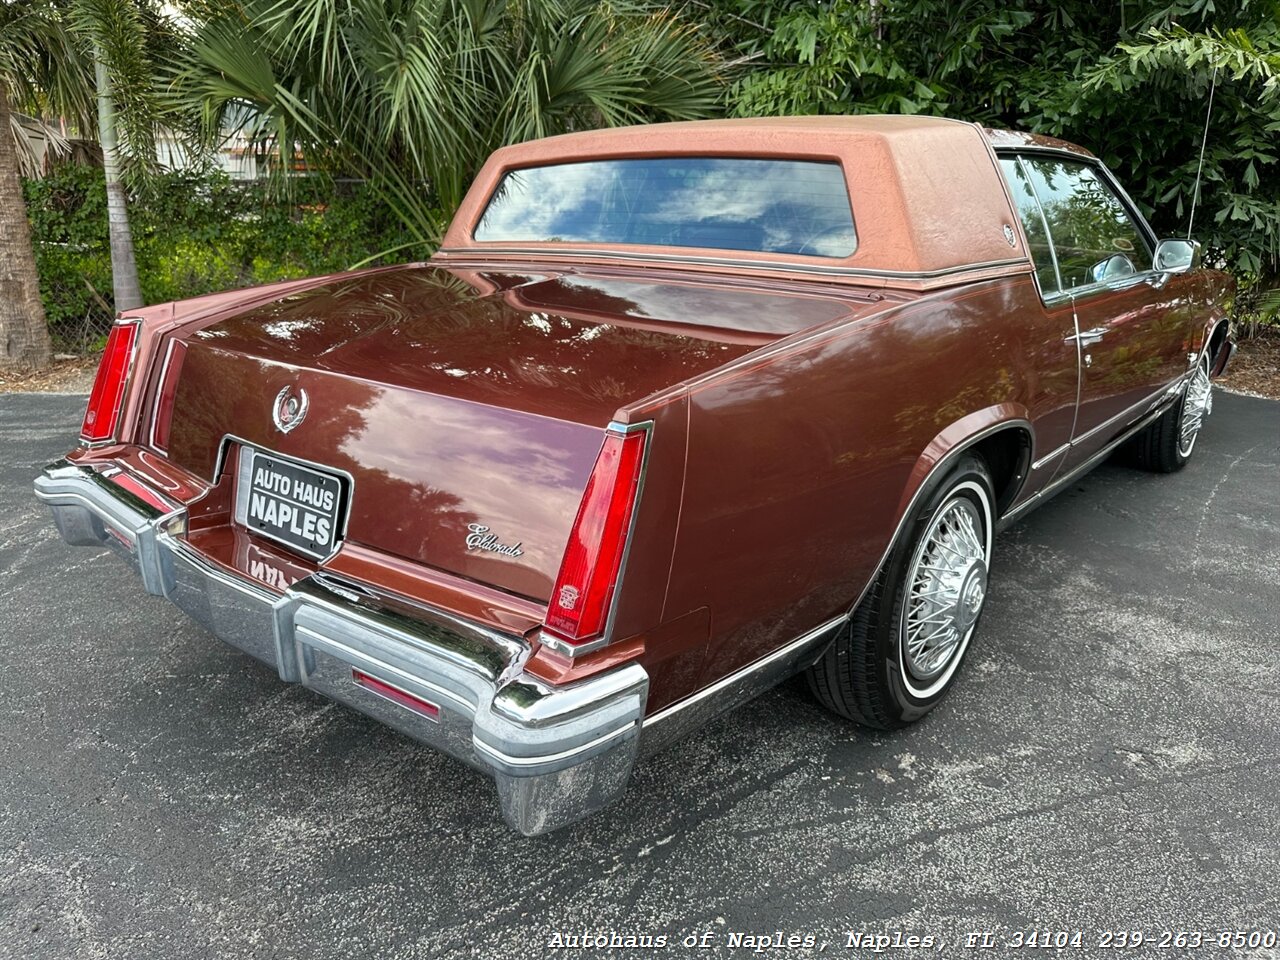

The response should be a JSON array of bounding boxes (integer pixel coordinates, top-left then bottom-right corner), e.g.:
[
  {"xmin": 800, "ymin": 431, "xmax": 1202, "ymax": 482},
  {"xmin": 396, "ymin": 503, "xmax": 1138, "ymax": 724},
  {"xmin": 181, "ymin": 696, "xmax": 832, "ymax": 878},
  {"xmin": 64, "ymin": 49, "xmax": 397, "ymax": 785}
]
[{"xmin": 441, "ymin": 116, "xmax": 1038, "ymax": 288}]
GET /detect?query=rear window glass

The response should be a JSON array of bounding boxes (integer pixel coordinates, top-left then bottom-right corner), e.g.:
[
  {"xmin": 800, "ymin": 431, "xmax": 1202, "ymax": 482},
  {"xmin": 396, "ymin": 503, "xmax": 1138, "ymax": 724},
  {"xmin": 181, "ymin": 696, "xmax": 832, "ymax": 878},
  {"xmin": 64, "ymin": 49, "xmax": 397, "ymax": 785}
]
[{"xmin": 473, "ymin": 157, "xmax": 857, "ymax": 258}]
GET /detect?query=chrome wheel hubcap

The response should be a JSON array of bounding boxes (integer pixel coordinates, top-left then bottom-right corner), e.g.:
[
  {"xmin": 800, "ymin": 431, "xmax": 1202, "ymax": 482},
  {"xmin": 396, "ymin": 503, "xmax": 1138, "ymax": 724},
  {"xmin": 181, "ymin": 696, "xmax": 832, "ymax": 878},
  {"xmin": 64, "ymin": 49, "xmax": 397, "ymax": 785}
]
[
  {"xmin": 1179, "ymin": 354, "xmax": 1213, "ymax": 458},
  {"xmin": 901, "ymin": 493, "xmax": 990, "ymax": 692},
  {"xmin": 956, "ymin": 565, "xmax": 987, "ymax": 633}
]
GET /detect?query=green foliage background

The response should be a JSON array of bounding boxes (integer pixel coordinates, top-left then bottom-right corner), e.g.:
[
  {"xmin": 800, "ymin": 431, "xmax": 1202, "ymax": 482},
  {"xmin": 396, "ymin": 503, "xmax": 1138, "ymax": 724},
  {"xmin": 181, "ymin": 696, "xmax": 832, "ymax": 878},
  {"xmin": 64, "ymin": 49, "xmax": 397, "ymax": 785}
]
[
  {"xmin": 24, "ymin": 167, "xmax": 403, "ymax": 349},
  {"xmin": 713, "ymin": 0, "xmax": 1280, "ymax": 283},
  {"xmin": 22, "ymin": 0, "xmax": 1280, "ymax": 348}
]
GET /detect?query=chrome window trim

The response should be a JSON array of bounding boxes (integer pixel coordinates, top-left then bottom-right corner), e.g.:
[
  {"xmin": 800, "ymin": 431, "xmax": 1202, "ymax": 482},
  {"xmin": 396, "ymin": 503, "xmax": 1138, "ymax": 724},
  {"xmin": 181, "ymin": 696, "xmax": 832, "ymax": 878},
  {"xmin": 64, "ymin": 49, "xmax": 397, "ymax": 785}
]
[
  {"xmin": 147, "ymin": 337, "xmax": 181, "ymax": 453},
  {"xmin": 992, "ymin": 155, "xmax": 1076, "ymax": 423},
  {"xmin": 472, "ymin": 155, "xmax": 861, "ymax": 260},
  {"xmin": 539, "ymin": 419, "xmax": 654, "ymax": 659},
  {"xmin": 992, "ymin": 146, "xmax": 1160, "ymax": 248},
  {"xmin": 1009, "ymin": 154, "xmax": 1065, "ymax": 295},
  {"xmin": 1058, "ymin": 270, "xmax": 1160, "ymax": 306},
  {"xmin": 995, "ymin": 148, "xmax": 1163, "ymax": 305},
  {"xmin": 437, "ymin": 246, "xmax": 1028, "ymax": 282}
]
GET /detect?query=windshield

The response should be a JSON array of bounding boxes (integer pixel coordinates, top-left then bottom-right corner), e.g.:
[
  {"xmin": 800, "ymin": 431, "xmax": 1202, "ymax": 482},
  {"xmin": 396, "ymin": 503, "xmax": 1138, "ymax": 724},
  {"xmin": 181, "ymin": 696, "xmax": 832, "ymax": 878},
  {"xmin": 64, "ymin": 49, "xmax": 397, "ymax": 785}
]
[{"xmin": 474, "ymin": 157, "xmax": 857, "ymax": 258}]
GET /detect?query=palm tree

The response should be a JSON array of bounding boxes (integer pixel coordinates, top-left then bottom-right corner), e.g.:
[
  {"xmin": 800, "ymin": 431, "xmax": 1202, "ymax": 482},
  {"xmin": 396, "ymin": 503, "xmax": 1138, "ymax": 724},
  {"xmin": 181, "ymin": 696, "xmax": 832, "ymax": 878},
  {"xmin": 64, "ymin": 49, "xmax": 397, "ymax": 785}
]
[
  {"xmin": 79, "ymin": 0, "xmax": 171, "ymax": 312},
  {"xmin": 171, "ymin": 0, "xmax": 722, "ymax": 254},
  {"xmin": 0, "ymin": 102, "xmax": 52, "ymax": 369},
  {"xmin": 0, "ymin": 2, "xmax": 86, "ymax": 369},
  {"xmin": 0, "ymin": 0, "xmax": 166, "ymax": 370}
]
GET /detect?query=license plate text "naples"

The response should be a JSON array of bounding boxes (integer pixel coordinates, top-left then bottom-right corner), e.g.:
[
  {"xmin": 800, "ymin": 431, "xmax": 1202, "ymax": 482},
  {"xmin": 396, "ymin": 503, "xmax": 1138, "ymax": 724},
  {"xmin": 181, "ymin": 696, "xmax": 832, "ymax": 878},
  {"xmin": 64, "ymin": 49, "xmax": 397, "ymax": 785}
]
[{"xmin": 249, "ymin": 464, "xmax": 335, "ymax": 545}]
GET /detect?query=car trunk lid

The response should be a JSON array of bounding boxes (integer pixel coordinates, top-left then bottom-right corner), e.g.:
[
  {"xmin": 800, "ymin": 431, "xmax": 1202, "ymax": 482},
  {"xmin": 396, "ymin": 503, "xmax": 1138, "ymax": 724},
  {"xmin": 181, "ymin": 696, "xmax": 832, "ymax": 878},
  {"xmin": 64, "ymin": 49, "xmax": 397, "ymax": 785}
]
[{"xmin": 161, "ymin": 264, "xmax": 861, "ymax": 599}]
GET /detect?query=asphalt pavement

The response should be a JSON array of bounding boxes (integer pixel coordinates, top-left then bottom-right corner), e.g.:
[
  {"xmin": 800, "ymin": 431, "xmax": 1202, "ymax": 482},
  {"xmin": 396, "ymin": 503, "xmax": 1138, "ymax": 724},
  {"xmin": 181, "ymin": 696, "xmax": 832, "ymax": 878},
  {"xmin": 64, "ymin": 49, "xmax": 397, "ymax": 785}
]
[{"xmin": 1, "ymin": 390, "xmax": 1277, "ymax": 959}]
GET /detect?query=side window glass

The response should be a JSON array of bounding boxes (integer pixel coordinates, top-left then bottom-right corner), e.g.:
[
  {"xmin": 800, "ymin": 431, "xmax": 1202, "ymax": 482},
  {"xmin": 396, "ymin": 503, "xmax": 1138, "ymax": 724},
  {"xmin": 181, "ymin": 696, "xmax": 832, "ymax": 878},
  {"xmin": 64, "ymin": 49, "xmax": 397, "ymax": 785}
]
[
  {"xmin": 1020, "ymin": 157, "xmax": 1153, "ymax": 292},
  {"xmin": 999, "ymin": 158, "xmax": 1061, "ymax": 295}
]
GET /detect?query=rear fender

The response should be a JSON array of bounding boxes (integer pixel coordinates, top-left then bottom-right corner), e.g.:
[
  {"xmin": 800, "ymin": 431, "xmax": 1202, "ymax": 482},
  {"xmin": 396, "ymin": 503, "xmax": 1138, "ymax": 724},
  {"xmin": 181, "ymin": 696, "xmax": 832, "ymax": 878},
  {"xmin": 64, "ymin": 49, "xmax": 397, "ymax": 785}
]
[
  {"xmin": 844, "ymin": 405, "xmax": 1032, "ymax": 620},
  {"xmin": 898, "ymin": 404, "xmax": 1033, "ymax": 516}
]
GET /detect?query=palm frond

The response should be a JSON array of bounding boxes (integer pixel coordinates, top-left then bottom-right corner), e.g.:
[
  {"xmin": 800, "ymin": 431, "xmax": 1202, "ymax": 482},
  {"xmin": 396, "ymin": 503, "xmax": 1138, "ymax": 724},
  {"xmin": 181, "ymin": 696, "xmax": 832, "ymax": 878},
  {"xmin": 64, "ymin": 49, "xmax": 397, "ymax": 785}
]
[
  {"xmin": 9, "ymin": 112, "xmax": 73, "ymax": 176},
  {"xmin": 168, "ymin": 0, "xmax": 724, "ymax": 253},
  {"xmin": 72, "ymin": 0, "xmax": 168, "ymax": 178},
  {"xmin": 0, "ymin": 0, "xmax": 95, "ymax": 130}
]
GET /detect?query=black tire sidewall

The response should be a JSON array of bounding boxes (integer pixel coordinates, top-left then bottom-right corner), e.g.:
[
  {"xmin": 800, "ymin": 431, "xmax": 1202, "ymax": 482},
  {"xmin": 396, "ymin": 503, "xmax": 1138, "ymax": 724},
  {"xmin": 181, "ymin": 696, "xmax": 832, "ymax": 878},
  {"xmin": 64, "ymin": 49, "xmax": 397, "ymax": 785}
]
[
  {"xmin": 874, "ymin": 455, "xmax": 995, "ymax": 724},
  {"xmin": 1168, "ymin": 398, "xmax": 1192, "ymax": 469}
]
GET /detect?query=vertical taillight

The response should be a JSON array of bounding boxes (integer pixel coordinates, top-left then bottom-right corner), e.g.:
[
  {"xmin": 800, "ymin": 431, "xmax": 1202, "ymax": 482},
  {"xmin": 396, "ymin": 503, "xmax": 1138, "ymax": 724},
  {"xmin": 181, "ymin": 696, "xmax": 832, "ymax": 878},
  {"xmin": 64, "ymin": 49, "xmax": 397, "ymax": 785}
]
[
  {"xmin": 544, "ymin": 427, "xmax": 648, "ymax": 650},
  {"xmin": 80, "ymin": 320, "xmax": 139, "ymax": 444},
  {"xmin": 149, "ymin": 339, "xmax": 186, "ymax": 452}
]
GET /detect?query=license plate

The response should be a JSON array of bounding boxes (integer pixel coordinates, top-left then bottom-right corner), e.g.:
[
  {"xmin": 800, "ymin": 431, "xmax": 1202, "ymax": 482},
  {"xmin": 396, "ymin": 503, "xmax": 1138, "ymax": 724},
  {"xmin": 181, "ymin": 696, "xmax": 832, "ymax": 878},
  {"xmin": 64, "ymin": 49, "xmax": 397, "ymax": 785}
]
[{"xmin": 234, "ymin": 447, "xmax": 346, "ymax": 560}]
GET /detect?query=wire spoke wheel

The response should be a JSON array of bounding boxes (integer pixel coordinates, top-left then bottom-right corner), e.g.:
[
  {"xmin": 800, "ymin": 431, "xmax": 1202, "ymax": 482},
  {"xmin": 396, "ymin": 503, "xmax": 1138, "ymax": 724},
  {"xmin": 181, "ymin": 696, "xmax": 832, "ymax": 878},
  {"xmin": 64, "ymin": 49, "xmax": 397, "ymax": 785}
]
[
  {"xmin": 806, "ymin": 456, "xmax": 996, "ymax": 728},
  {"xmin": 1178, "ymin": 353, "xmax": 1213, "ymax": 458},
  {"xmin": 900, "ymin": 490, "xmax": 991, "ymax": 699}
]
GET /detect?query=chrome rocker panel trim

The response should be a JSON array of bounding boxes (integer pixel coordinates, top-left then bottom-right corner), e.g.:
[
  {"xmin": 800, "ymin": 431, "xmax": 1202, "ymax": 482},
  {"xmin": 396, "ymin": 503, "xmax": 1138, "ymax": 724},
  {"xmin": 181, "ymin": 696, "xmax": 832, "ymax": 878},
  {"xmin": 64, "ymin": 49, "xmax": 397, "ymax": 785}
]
[
  {"xmin": 1000, "ymin": 387, "xmax": 1184, "ymax": 527},
  {"xmin": 641, "ymin": 614, "xmax": 848, "ymax": 756},
  {"xmin": 33, "ymin": 458, "xmax": 648, "ymax": 836}
]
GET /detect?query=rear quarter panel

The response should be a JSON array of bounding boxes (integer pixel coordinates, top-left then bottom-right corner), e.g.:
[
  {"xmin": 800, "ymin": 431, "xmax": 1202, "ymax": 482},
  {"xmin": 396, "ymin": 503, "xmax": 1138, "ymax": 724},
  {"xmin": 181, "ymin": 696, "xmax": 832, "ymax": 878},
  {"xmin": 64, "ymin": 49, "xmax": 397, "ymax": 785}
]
[{"xmin": 656, "ymin": 274, "xmax": 1077, "ymax": 697}]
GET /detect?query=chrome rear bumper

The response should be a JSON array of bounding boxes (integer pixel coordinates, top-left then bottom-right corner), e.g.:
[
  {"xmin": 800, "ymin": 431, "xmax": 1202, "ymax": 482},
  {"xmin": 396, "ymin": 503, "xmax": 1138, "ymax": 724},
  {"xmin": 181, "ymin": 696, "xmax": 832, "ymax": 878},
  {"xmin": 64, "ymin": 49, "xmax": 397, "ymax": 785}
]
[{"xmin": 34, "ymin": 458, "xmax": 647, "ymax": 835}]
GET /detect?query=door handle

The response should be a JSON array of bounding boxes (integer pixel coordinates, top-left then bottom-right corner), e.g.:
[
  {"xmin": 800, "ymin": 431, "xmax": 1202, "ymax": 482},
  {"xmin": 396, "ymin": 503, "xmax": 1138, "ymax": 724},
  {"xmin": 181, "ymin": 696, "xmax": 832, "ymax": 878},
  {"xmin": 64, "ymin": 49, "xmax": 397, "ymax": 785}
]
[{"xmin": 1065, "ymin": 327, "xmax": 1107, "ymax": 347}]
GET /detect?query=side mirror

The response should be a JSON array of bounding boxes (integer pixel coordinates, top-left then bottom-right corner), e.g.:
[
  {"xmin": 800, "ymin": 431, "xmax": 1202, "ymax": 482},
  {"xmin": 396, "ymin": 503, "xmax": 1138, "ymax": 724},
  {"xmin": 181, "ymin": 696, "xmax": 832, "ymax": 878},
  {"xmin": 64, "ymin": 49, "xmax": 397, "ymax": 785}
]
[
  {"xmin": 1153, "ymin": 238, "xmax": 1202, "ymax": 274},
  {"xmin": 1090, "ymin": 253, "xmax": 1136, "ymax": 284}
]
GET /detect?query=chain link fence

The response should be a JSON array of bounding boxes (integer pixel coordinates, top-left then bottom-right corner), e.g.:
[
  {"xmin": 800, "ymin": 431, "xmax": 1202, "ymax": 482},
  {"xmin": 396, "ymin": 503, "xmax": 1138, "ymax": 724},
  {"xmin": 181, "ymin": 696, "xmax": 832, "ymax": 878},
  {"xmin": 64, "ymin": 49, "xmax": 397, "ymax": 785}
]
[{"xmin": 37, "ymin": 252, "xmax": 117, "ymax": 355}]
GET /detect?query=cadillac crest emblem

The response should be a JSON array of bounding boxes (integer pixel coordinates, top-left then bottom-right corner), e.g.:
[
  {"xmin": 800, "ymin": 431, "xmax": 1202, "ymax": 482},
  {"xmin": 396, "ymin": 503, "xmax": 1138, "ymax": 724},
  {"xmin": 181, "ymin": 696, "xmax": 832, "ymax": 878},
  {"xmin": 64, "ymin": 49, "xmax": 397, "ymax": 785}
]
[{"xmin": 272, "ymin": 385, "xmax": 309, "ymax": 434}]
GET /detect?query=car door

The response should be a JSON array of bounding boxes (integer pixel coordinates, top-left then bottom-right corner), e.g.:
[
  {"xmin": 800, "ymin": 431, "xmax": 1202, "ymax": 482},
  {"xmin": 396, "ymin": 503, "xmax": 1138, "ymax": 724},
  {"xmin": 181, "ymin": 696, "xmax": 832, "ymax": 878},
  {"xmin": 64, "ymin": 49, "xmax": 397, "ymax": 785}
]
[
  {"xmin": 997, "ymin": 155, "xmax": 1081, "ymax": 483},
  {"xmin": 1014, "ymin": 155, "xmax": 1195, "ymax": 468}
]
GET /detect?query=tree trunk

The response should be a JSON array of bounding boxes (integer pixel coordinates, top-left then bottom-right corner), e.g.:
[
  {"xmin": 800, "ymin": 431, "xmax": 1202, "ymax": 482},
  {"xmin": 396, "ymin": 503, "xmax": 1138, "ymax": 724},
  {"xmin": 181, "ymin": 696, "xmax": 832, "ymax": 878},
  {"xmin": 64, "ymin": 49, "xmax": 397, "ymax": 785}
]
[
  {"xmin": 0, "ymin": 83, "xmax": 53, "ymax": 370},
  {"xmin": 94, "ymin": 49, "xmax": 143, "ymax": 312}
]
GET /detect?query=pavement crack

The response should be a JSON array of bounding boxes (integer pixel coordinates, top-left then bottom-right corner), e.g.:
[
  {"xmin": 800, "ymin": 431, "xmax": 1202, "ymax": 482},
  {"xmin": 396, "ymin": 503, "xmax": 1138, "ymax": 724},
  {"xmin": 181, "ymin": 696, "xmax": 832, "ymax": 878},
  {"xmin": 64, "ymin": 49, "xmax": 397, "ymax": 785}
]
[{"xmin": 1191, "ymin": 437, "xmax": 1266, "ymax": 574}]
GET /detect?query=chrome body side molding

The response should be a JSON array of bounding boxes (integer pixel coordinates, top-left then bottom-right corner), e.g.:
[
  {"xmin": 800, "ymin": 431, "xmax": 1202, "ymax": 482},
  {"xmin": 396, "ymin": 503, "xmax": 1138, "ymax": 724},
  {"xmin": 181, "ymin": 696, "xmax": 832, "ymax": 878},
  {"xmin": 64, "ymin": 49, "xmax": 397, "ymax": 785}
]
[
  {"xmin": 999, "ymin": 403, "xmax": 1171, "ymax": 527},
  {"xmin": 1028, "ymin": 376, "xmax": 1185, "ymax": 474},
  {"xmin": 1002, "ymin": 362, "xmax": 1199, "ymax": 527},
  {"xmin": 437, "ymin": 246, "xmax": 1027, "ymax": 283},
  {"xmin": 641, "ymin": 615, "xmax": 848, "ymax": 756},
  {"xmin": 1030, "ymin": 443, "xmax": 1071, "ymax": 472},
  {"xmin": 1001, "ymin": 402, "xmax": 1182, "ymax": 527}
]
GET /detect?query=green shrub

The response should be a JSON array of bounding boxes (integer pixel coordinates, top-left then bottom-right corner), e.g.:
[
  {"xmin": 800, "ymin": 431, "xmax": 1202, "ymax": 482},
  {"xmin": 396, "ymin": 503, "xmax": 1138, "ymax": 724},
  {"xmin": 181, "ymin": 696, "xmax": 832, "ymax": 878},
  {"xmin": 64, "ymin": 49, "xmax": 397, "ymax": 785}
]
[
  {"xmin": 712, "ymin": 0, "xmax": 1280, "ymax": 286},
  {"xmin": 22, "ymin": 166, "xmax": 412, "ymax": 350}
]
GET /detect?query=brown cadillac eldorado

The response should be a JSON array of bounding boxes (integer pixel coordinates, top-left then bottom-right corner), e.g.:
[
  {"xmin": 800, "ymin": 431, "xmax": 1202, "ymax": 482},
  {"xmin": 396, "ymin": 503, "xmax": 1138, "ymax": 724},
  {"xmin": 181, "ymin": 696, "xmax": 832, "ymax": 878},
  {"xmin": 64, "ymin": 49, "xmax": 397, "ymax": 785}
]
[{"xmin": 35, "ymin": 117, "xmax": 1235, "ymax": 834}]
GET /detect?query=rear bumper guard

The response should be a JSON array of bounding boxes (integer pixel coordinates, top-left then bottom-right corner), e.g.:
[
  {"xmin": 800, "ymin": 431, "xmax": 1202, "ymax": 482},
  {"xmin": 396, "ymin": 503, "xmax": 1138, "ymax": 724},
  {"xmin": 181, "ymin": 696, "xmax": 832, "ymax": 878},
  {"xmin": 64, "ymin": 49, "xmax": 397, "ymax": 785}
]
[{"xmin": 34, "ymin": 458, "xmax": 647, "ymax": 835}]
